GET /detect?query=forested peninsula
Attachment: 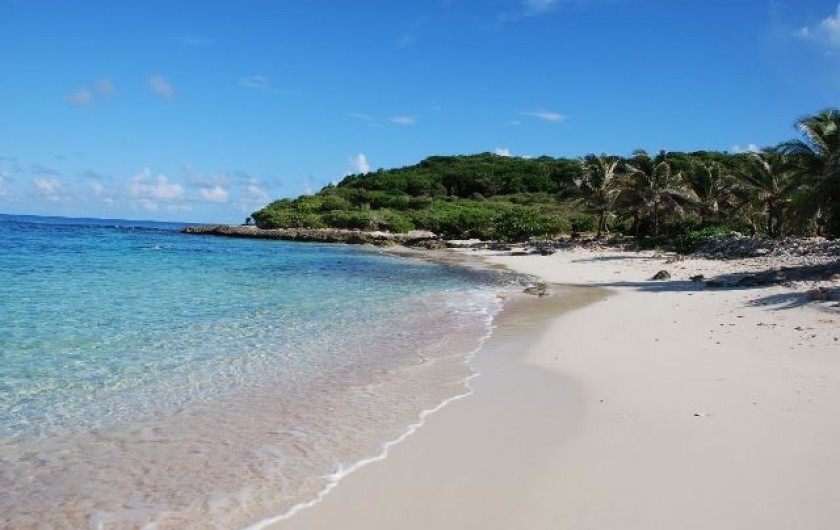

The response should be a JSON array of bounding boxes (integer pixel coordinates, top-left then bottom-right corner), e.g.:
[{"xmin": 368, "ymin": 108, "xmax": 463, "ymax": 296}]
[{"xmin": 230, "ymin": 109, "xmax": 840, "ymax": 249}]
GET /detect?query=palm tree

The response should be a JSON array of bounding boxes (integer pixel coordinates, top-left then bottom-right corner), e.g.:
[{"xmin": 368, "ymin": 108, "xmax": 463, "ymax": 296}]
[
  {"xmin": 684, "ymin": 160, "xmax": 739, "ymax": 225},
  {"xmin": 573, "ymin": 154, "xmax": 623, "ymax": 237},
  {"xmin": 777, "ymin": 108, "xmax": 840, "ymax": 236},
  {"xmin": 621, "ymin": 151, "xmax": 695, "ymax": 237},
  {"xmin": 736, "ymin": 151, "xmax": 799, "ymax": 238}
]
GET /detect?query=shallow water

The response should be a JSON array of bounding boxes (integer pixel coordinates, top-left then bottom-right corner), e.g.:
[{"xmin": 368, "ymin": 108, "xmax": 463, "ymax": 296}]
[{"xmin": 0, "ymin": 215, "xmax": 506, "ymax": 529}]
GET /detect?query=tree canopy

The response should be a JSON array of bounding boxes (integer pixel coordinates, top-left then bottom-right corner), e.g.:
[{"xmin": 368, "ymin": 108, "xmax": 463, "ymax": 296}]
[{"xmin": 252, "ymin": 109, "xmax": 840, "ymax": 244}]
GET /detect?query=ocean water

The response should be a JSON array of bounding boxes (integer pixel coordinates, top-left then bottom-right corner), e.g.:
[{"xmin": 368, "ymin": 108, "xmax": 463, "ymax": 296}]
[{"xmin": 0, "ymin": 214, "xmax": 506, "ymax": 529}]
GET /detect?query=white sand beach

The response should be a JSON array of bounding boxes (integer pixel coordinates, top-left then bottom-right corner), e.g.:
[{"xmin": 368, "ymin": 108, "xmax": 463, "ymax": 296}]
[{"xmin": 272, "ymin": 247, "xmax": 840, "ymax": 530}]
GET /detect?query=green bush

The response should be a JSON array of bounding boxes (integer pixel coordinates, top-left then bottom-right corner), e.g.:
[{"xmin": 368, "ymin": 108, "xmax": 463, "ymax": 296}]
[
  {"xmin": 569, "ymin": 214, "xmax": 599, "ymax": 233},
  {"xmin": 411, "ymin": 201, "xmax": 497, "ymax": 239},
  {"xmin": 379, "ymin": 210, "xmax": 415, "ymax": 232},
  {"xmin": 256, "ymin": 210, "xmax": 326, "ymax": 229},
  {"xmin": 637, "ymin": 235, "xmax": 669, "ymax": 251},
  {"xmin": 323, "ymin": 210, "xmax": 377, "ymax": 230},
  {"xmin": 492, "ymin": 207, "xmax": 569, "ymax": 242},
  {"xmin": 321, "ymin": 209, "xmax": 415, "ymax": 232},
  {"xmin": 659, "ymin": 215, "xmax": 703, "ymax": 238},
  {"xmin": 292, "ymin": 196, "xmax": 324, "ymax": 213},
  {"xmin": 671, "ymin": 225, "xmax": 734, "ymax": 254},
  {"xmin": 407, "ymin": 197, "xmax": 434, "ymax": 209},
  {"xmin": 317, "ymin": 194, "xmax": 353, "ymax": 212}
]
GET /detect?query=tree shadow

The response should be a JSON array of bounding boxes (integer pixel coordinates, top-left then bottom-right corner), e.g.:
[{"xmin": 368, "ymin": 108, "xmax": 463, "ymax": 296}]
[
  {"xmin": 707, "ymin": 261, "xmax": 840, "ymax": 286},
  {"xmin": 747, "ymin": 291, "xmax": 813, "ymax": 310},
  {"xmin": 570, "ymin": 255, "xmax": 666, "ymax": 263},
  {"xmin": 579, "ymin": 258, "xmax": 839, "ymax": 310},
  {"xmin": 585, "ymin": 279, "xmax": 703, "ymax": 293}
]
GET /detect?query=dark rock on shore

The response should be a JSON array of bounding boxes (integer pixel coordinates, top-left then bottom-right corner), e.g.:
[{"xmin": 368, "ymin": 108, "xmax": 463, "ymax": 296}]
[
  {"xmin": 523, "ymin": 282, "xmax": 549, "ymax": 297},
  {"xmin": 806, "ymin": 287, "xmax": 840, "ymax": 302},
  {"xmin": 182, "ymin": 225, "xmax": 441, "ymax": 247},
  {"xmin": 651, "ymin": 270, "xmax": 671, "ymax": 281},
  {"xmin": 735, "ymin": 270, "xmax": 790, "ymax": 287}
]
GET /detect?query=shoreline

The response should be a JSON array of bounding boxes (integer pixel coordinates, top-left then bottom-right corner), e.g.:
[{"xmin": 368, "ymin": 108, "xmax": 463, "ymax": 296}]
[
  {"xmin": 242, "ymin": 285, "xmax": 503, "ymax": 530},
  {"xmin": 266, "ymin": 246, "xmax": 840, "ymax": 530},
  {"xmin": 270, "ymin": 283, "xmax": 606, "ymax": 530},
  {"xmin": 239, "ymin": 250, "xmax": 555, "ymax": 530},
  {"xmin": 1, "ymin": 232, "xmax": 512, "ymax": 530}
]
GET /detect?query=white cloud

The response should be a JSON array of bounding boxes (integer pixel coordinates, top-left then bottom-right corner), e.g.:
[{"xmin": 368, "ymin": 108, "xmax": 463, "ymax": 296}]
[
  {"xmin": 495, "ymin": 0, "xmax": 560, "ymax": 25},
  {"xmin": 494, "ymin": 147, "xmax": 512, "ymax": 157},
  {"xmin": 199, "ymin": 185, "xmax": 230, "ymax": 203},
  {"xmin": 245, "ymin": 182, "xmax": 270, "ymax": 202},
  {"xmin": 236, "ymin": 179, "xmax": 271, "ymax": 213},
  {"xmin": 798, "ymin": 4, "xmax": 840, "ymax": 48},
  {"xmin": 65, "ymin": 77, "xmax": 116, "ymax": 107},
  {"xmin": 66, "ymin": 88, "xmax": 93, "ymax": 107},
  {"xmin": 240, "ymin": 75, "xmax": 270, "ymax": 89},
  {"xmin": 239, "ymin": 75, "xmax": 298, "ymax": 95},
  {"xmin": 349, "ymin": 112, "xmax": 414, "ymax": 127},
  {"xmin": 519, "ymin": 109, "xmax": 567, "ymax": 122},
  {"xmin": 167, "ymin": 203, "xmax": 192, "ymax": 213},
  {"xmin": 184, "ymin": 166, "xmax": 231, "ymax": 187},
  {"xmin": 391, "ymin": 115, "xmax": 417, "ymax": 126},
  {"xmin": 347, "ymin": 112, "xmax": 384, "ymax": 128},
  {"xmin": 96, "ymin": 77, "xmax": 115, "ymax": 98},
  {"xmin": 731, "ymin": 143, "xmax": 762, "ymax": 154},
  {"xmin": 147, "ymin": 74, "xmax": 175, "ymax": 100},
  {"xmin": 348, "ymin": 112, "xmax": 374, "ymax": 121},
  {"xmin": 128, "ymin": 168, "xmax": 185, "ymax": 200},
  {"xmin": 349, "ymin": 153, "xmax": 371, "ymax": 174},
  {"xmin": 136, "ymin": 199, "xmax": 159, "ymax": 212},
  {"xmin": 90, "ymin": 181, "xmax": 105, "ymax": 196},
  {"xmin": 0, "ymin": 171, "xmax": 8, "ymax": 197},
  {"xmin": 33, "ymin": 177, "xmax": 62, "ymax": 199},
  {"xmin": 523, "ymin": 0, "xmax": 557, "ymax": 16}
]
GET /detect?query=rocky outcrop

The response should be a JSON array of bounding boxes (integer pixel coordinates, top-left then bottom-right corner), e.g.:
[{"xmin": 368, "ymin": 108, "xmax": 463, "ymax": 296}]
[
  {"xmin": 181, "ymin": 225, "xmax": 441, "ymax": 247},
  {"xmin": 696, "ymin": 235, "xmax": 840, "ymax": 260},
  {"xmin": 701, "ymin": 262, "xmax": 840, "ymax": 289}
]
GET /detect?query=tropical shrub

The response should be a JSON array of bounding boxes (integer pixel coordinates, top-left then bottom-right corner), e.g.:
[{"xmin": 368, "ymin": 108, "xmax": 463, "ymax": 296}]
[
  {"xmin": 493, "ymin": 207, "xmax": 569, "ymax": 242},
  {"xmin": 254, "ymin": 210, "xmax": 326, "ymax": 229},
  {"xmin": 569, "ymin": 214, "xmax": 599, "ymax": 233}
]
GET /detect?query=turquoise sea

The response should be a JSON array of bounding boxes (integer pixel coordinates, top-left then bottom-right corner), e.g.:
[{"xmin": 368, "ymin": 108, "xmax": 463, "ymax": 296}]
[{"xmin": 0, "ymin": 214, "xmax": 506, "ymax": 529}]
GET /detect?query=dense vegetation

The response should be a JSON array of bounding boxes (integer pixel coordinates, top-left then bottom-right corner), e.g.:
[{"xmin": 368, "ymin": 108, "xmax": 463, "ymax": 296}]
[{"xmin": 252, "ymin": 109, "xmax": 840, "ymax": 246}]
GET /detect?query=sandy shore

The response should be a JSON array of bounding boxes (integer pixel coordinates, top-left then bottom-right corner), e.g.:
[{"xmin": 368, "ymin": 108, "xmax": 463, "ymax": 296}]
[{"xmin": 268, "ymin": 247, "xmax": 840, "ymax": 530}]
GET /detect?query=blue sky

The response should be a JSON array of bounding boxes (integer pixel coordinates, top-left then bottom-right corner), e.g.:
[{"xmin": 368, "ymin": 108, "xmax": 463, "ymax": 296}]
[{"xmin": 1, "ymin": 0, "xmax": 839, "ymax": 223}]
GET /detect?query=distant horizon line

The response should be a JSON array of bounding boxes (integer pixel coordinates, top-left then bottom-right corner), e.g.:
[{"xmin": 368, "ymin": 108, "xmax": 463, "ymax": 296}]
[{"xmin": 0, "ymin": 211, "xmax": 206, "ymax": 227}]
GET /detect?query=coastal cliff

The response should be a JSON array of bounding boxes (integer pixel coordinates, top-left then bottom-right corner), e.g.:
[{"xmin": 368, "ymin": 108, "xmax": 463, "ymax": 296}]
[{"xmin": 181, "ymin": 224, "xmax": 442, "ymax": 247}]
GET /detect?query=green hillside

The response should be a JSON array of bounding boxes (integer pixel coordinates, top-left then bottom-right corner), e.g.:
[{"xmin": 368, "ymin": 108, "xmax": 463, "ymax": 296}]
[
  {"xmin": 252, "ymin": 153, "xmax": 585, "ymax": 240},
  {"xmin": 252, "ymin": 151, "xmax": 744, "ymax": 242},
  {"xmin": 251, "ymin": 110, "xmax": 840, "ymax": 243}
]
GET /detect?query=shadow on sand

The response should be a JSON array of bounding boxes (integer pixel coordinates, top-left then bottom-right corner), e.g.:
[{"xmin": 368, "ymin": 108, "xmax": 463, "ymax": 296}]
[{"xmin": 579, "ymin": 259, "xmax": 840, "ymax": 312}]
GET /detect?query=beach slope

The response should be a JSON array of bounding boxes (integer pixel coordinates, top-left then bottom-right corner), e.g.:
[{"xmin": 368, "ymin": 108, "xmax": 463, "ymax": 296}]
[{"xmin": 272, "ymin": 248, "xmax": 840, "ymax": 530}]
